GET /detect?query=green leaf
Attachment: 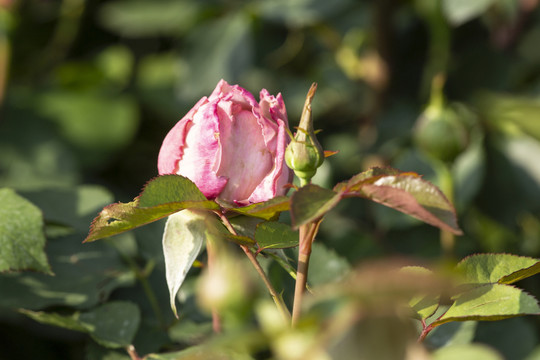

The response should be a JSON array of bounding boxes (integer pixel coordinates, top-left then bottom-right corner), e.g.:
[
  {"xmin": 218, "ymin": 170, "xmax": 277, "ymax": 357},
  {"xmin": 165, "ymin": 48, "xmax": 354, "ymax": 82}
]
[
  {"xmin": 38, "ymin": 90, "xmax": 139, "ymax": 168},
  {"xmin": 0, "ymin": 188, "xmax": 52, "ymax": 274},
  {"xmin": 180, "ymin": 12, "xmax": 253, "ymax": 100},
  {"xmin": 163, "ymin": 210, "xmax": 217, "ymax": 318},
  {"xmin": 290, "ymin": 184, "xmax": 340, "ymax": 228},
  {"xmin": 263, "ymin": 250, "xmax": 303, "ymax": 286},
  {"xmin": 19, "ymin": 309, "xmax": 89, "ymax": 333},
  {"xmin": 78, "ymin": 301, "xmax": 141, "ymax": 348},
  {"xmin": 432, "ymin": 343, "xmax": 504, "ymax": 360},
  {"xmin": 85, "ymin": 176, "xmax": 219, "ymax": 243},
  {"xmin": 20, "ymin": 301, "xmax": 140, "ymax": 348},
  {"xmin": 456, "ymin": 254, "xmax": 540, "ymax": 285},
  {"xmin": 228, "ymin": 196, "xmax": 290, "ymax": 220},
  {"xmin": 475, "ymin": 317, "xmax": 539, "ymax": 360},
  {"xmin": 400, "ymin": 266, "xmax": 439, "ymax": 320},
  {"xmin": 146, "ymin": 330, "xmax": 260, "ymax": 359},
  {"xmin": 146, "ymin": 347, "xmax": 248, "ymax": 360},
  {"xmin": 0, "ymin": 107, "xmax": 78, "ymax": 190},
  {"xmin": 99, "ymin": 0, "xmax": 201, "ymax": 37},
  {"xmin": 424, "ymin": 321, "xmax": 478, "ymax": 349},
  {"xmin": 256, "ymin": 0, "xmax": 352, "ymax": 27},
  {"xmin": 255, "ymin": 222, "xmax": 299, "ymax": 251},
  {"xmin": 138, "ymin": 175, "xmax": 208, "ymax": 207},
  {"xmin": 85, "ymin": 200, "xmax": 217, "ymax": 243},
  {"xmin": 22, "ymin": 185, "xmax": 114, "ymax": 234},
  {"xmin": 337, "ymin": 169, "xmax": 462, "ymax": 235},
  {"xmin": 307, "ymin": 242, "xmax": 350, "ymax": 286},
  {"xmin": 333, "ymin": 167, "xmax": 405, "ymax": 193},
  {"xmin": 0, "ymin": 233, "xmax": 134, "ymax": 310},
  {"xmin": 442, "ymin": 0, "xmax": 497, "ymax": 26},
  {"xmin": 222, "ymin": 233, "xmax": 256, "ymax": 247},
  {"xmin": 434, "ymin": 284, "xmax": 540, "ymax": 326}
]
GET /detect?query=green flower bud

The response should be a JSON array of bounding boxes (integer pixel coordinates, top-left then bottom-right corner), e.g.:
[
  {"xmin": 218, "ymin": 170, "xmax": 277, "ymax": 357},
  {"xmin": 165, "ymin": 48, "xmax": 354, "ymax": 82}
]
[
  {"xmin": 414, "ymin": 104, "xmax": 468, "ymax": 163},
  {"xmin": 414, "ymin": 74, "xmax": 468, "ymax": 163},
  {"xmin": 285, "ymin": 83, "xmax": 325, "ymax": 186}
]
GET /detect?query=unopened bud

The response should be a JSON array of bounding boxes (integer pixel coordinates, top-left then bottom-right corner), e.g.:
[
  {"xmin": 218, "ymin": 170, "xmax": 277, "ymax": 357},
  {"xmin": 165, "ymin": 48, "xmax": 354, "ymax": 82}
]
[
  {"xmin": 414, "ymin": 74, "xmax": 468, "ymax": 163},
  {"xmin": 285, "ymin": 83, "xmax": 324, "ymax": 186}
]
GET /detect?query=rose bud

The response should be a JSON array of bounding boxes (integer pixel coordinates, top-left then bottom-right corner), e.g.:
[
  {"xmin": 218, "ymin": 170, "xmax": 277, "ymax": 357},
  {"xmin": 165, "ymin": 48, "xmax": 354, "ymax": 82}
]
[
  {"xmin": 285, "ymin": 83, "xmax": 324, "ymax": 186},
  {"xmin": 158, "ymin": 79, "xmax": 291, "ymax": 205}
]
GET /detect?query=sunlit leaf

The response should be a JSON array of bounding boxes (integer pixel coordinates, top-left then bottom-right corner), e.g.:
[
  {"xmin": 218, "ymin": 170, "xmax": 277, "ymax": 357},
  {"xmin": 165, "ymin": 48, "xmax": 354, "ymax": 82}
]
[
  {"xmin": 400, "ymin": 266, "xmax": 439, "ymax": 320},
  {"xmin": 456, "ymin": 254, "xmax": 540, "ymax": 285},
  {"xmin": 333, "ymin": 167, "xmax": 406, "ymax": 193},
  {"xmin": 442, "ymin": 0, "xmax": 496, "ymax": 26},
  {"xmin": 255, "ymin": 222, "xmax": 298, "ymax": 251},
  {"xmin": 84, "ymin": 200, "xmax": 217, "ymax": 243},
  {"xmin": 477, "ymin": 92, "xmax": 540, "ymax": 142},
  {"xmin": 138, "ymin": 175, "xmax": 208, "ymax": 207},
  {"xmin": 337, "ymin": 169, "xmax": 462, "ymax": 235},
  {"xmin": 222, "ymin": 233, "xmax": 256, "ymax": 247},
  {"xmin": 434, "ymin": 284, "xmax": 540, "ymax": 326},
  {"xmin": 0, "ymin": 188, "xmax": 52, "ymax": 274},
  {"xmin": 290, "ymin": 184, "xmax": 340, "ymax": 228},
  {"xmin": 228, "ymin": 196, "xmax": 290, "ymax": 220},
  {"xmin": 85, "ymin": 176, "xmax": 218, "ymax": 242}
]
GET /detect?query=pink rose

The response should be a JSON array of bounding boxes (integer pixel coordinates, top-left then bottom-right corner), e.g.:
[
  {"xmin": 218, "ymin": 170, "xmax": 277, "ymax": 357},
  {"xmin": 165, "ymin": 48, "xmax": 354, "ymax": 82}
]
[{"xmin": 158, "ymin": 79, "xmax": 291, "ymax": 205}]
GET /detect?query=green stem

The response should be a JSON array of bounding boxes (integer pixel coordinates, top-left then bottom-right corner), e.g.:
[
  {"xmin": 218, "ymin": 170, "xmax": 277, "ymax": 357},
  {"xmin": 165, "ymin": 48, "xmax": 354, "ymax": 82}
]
[
  {"xmin": 291, "ymin": 219, "xmax": 322, "ymax": 326},
  {"xmin": 434, "ymin": 161, "xmax": 455, "ymax": 258},
  {"xmin": 216, "ymin": 211, "xmax": 291, "ymax": 322},
  {"xmin": 419, "ymin": 0, "xmax": 451, "ymax": 101},
  {"xmin": 37, "ymin": 0, "xmax": 85, "ymax": 73}
]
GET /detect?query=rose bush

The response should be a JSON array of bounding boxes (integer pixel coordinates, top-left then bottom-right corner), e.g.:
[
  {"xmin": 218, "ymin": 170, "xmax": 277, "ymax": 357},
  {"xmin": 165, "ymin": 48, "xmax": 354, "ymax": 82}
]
[{"xmin": 158, "ymin": 79, "xmax": 291, "ymax": 204}]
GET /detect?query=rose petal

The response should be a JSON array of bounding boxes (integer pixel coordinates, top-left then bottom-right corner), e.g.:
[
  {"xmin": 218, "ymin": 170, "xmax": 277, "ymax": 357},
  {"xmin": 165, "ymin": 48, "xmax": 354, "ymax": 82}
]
[
  {"xmin": 158, "ymin": 80, "xmax": 291, "ymax": 204},
  {"xmin": 248, "ymin": 117, "xmax": 291, "ymax": 203},
  {"xmin": 217, "ymin": 107, "xmax": 273, "ymax": 203},
  {"xmin": 175, "ymin": 101, "xmax": 228, "ymax": 199},
  {"xmin": 158, "ymin": 96, "xmax": 208, "ymax": 175}
]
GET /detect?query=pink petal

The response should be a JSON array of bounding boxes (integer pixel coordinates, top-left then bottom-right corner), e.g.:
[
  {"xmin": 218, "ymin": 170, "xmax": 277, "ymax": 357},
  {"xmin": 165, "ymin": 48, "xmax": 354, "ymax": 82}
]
[
  {"xmin": 216, "ymin": 107, "xmax": 273, "ymax": 203},
  {"xmin": 210, "ymin": 79, "xmax": 258, "ymax": 112},
  {"xmin": 176, "ymin": 101, "xmax": 228, "ymax": 199},
  {"xmin": 247, "ymin": 117, "xmax": 291, "ymax": 203},
  {"xmin": 246, "ymin": 91, "xmax": 291, "ymax": 202},
  {"xmin": 158, "ymin": 96, "xmax": 209, "ymax": 175}
]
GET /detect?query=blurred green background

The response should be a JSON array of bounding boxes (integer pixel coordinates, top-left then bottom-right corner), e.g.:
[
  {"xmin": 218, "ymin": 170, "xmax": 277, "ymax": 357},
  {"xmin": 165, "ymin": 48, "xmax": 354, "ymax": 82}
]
[{"xmin": 1, "ymin": 0, "xmax": 540, "ymax": 359}]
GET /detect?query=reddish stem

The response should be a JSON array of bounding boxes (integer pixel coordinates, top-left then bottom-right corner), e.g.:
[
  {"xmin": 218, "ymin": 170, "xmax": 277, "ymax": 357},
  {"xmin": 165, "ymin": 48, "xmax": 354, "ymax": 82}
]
[
  {"xmin": 205, "ymin": 235, "xmax": 222, "ymax": 333},
  {"xmin": 291, "ymin": 219, "xmax": 322, "ymax": 326},
  {"xmin": 126, "ymin": 345, "xmax": 143, "ymax": 360},
  {"xmin": 215, "ymin": 210, "xmax": 291, "ymax": 322},
  {"xmin": 418, "ymin": 322, "xmax": 434, "ymax": 343}
]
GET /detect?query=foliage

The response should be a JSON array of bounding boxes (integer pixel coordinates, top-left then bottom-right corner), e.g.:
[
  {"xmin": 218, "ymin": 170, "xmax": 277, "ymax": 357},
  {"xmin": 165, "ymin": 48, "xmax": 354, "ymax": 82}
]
[{"xmin": 2, "ymin": 0, "xmax": 540, "ymax": 359}]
